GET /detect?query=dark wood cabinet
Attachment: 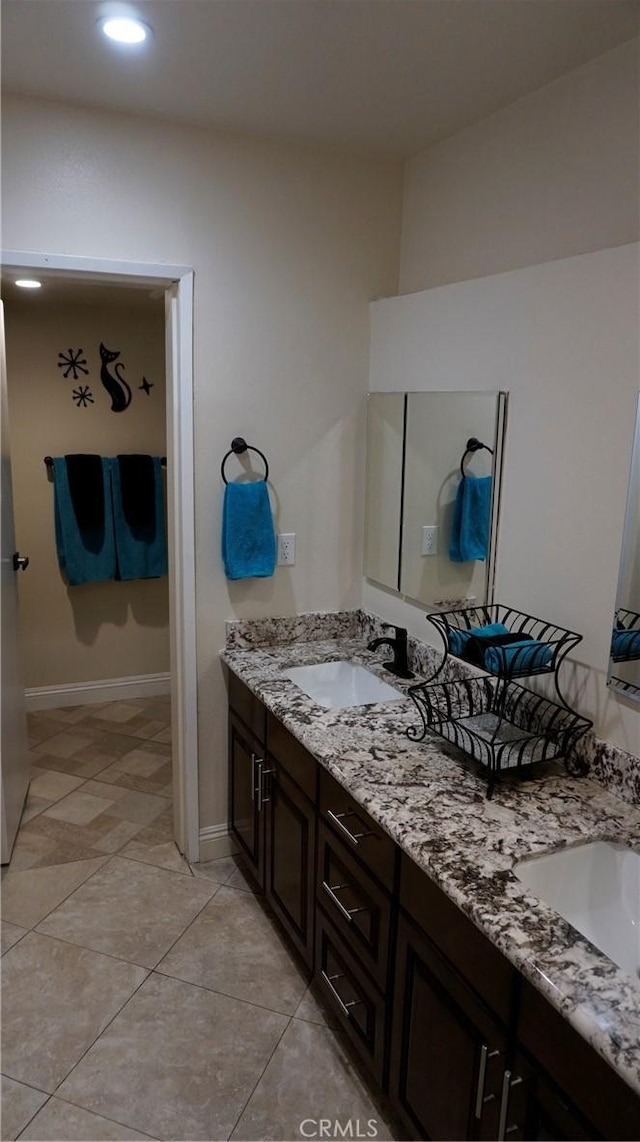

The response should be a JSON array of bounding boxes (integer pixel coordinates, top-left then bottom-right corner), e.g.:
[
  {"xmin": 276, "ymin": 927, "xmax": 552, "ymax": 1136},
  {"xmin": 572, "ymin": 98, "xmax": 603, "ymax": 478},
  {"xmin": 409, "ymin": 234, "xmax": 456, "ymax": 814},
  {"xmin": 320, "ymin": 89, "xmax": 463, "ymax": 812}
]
[
  {"xmin": 228, "ymin": 710, "xmax": 264, "ymax": 886},
  {"xmin": 390, "ymin": 911, "xmax": 508, "ymax": 1141},
  {"xmin": 502, "ymin": 1049, "xmax": 596, "ymax": 1141},
  {"xmin": 316, "ymin": 906, "xmax": 389, "ymax": 1086},
  {"xmin": 264, "ymin": 759, "xmax": 316, "ymax": 967},
  {"xmin": 226, "ymin": 669, "xmax": 640, "ymax": 1142},
  {"xmin": 515, "ymin": 980, "xmax": 640, "ymax": 1142}
]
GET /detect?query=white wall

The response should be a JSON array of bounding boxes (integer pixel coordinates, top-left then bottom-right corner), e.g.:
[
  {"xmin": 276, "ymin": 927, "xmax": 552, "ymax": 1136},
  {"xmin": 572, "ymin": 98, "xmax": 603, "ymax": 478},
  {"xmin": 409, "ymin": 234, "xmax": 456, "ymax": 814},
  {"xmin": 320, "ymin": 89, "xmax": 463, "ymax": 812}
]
[
  {"xmin": 1, "ymin": 95, "xmax": 403, "ymax": 836},
  {"xmin": 366, "ymin": 243, "xmax": 639, "ymax": 754},
  {"xmin": 399, "ymin": 40, "xmax": 639, "ymax": 294}
]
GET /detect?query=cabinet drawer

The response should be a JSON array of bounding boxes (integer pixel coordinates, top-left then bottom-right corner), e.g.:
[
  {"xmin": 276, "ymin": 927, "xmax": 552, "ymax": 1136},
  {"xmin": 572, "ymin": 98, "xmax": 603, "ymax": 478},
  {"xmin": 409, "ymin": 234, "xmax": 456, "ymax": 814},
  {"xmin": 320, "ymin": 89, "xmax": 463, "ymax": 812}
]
[
  {"xmin": 400, "ymin": 853, "xmax": 515, "ymax": 1024},
  {"xmin": 317, "ymin": 819, "xmax": 392, "ymax": 989},
  {"xmin": 266, "ymin": 713, "xmax": 317, "ymax": 801},
  {"xmin": 319, "ymin": 769, "xmax": 397, "ymax": 892},
  {"xmin": 315, "ymin": 908, "xmax": 388, "ymax": 1087},
  {"xmin": 228, "ymin": 671, "xmax": 266, "ymax": 743}
]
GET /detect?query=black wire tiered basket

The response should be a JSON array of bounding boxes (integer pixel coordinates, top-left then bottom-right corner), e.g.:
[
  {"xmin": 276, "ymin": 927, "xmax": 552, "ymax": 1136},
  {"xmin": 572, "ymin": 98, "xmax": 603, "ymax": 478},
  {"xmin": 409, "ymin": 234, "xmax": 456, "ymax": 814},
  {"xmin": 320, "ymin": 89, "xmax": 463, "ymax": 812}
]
[
  {"xmin": 407, "ymin": 675, "xmax": 592, "ymax": 797},
  {"xmin": 424, "ymin": 603, "xmax": 583, "ymax": 708}
]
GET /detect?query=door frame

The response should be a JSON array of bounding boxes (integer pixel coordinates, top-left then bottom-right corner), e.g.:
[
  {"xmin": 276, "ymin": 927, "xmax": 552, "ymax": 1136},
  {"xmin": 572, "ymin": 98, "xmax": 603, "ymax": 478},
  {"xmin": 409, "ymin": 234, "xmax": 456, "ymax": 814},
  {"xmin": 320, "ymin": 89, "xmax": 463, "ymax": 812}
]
[{"xmin": 1, "ymin": 250, "xmax": 199, "ymax": 862}]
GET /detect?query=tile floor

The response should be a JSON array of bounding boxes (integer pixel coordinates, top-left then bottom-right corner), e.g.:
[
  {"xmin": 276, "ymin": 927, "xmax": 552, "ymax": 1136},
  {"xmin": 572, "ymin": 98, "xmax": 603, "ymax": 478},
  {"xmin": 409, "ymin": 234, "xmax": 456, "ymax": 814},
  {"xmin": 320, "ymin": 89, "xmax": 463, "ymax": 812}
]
[{"xmin": 1, "ymin": 698, "xmax": 398, "ymax": 1141}]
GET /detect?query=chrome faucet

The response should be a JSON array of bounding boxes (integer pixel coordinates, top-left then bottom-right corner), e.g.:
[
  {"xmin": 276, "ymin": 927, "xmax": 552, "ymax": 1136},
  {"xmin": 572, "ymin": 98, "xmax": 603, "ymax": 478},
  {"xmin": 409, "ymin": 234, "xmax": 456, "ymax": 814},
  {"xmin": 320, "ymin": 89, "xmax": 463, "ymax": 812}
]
[{"xmin": 367, "ymin": 624, "xmax": 414, "ymax": 679}]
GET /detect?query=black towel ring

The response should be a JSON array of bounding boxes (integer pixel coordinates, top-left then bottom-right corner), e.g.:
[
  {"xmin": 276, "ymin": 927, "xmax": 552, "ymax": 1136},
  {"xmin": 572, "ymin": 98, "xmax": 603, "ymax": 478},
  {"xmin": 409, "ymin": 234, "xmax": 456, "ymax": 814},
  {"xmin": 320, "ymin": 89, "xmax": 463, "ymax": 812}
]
[
  {"xmin": 220, "ymin": 437, "xmax": 269, "ymax": 485},
  {"xmin": 460, "ymin": 437, "xmax": 494, "ymax": 478}
]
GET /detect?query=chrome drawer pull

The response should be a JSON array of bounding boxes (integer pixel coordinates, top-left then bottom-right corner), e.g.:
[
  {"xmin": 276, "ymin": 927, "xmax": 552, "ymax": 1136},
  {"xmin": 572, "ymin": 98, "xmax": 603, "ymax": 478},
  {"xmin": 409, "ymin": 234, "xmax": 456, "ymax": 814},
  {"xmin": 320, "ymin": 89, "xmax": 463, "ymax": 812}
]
[
  {"xmin": 259, "ymin": 766, "xmax": 276, "ymax": 807},
  {"xmin": 475, "ymin": 1045, "xmax": 500, "ymax": 1119},
  {"xmin": 251, "ymin": 754, "xmax": 263, "ymax": 802},
  {"xmin": 320, "ymin": 970, "xmax": 363, "ymax": 1020},
  {"xmin": 321, "ymin": 881, "xmax": 368, "ymax": 924},
  {"xmin": 327, "ymin": 809, "xmax": 374, "ymax": 846},
  {"xmin": 498, "ymin": 1072, "xmax": 523, "ymax": 1140}
]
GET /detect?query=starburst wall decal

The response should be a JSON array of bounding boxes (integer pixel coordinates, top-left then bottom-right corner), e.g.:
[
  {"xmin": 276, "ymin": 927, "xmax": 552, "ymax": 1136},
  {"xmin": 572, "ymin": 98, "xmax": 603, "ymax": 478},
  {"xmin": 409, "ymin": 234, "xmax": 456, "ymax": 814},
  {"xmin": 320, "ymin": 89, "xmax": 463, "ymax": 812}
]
[
  {"xmin": 58, "ymin": 348, "xmax": 89, "ymax": 380},
  {"xmin": 72, "ymin": 385, "xmax": 94, "ymax": 408}
]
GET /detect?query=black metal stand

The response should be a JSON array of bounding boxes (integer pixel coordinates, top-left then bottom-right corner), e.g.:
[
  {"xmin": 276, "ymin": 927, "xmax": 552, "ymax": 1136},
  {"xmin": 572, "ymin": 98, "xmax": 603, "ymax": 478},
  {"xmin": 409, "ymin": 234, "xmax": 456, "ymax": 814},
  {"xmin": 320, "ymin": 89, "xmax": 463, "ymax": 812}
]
[{"xmin": 406, "ymin": 604, "xmax": 592, "ymax": 796}]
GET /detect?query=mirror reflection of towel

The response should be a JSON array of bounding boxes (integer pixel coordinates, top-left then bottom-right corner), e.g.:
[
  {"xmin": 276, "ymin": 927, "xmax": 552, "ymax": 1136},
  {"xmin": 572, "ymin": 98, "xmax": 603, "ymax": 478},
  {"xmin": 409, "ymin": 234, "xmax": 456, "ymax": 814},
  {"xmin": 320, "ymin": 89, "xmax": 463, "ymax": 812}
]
[{"xmin": 449, "ymin": 474, "xmax": 492, "ymax": 562}]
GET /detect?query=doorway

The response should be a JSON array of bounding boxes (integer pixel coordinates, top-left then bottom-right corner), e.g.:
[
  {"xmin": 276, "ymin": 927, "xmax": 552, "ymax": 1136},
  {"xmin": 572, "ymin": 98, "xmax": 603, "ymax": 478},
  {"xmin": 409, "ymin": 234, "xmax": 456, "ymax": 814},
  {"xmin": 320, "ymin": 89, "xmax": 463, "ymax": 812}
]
[{"xmin": 1, "ymin": 251, "xmax": 198, "ymax": 862}]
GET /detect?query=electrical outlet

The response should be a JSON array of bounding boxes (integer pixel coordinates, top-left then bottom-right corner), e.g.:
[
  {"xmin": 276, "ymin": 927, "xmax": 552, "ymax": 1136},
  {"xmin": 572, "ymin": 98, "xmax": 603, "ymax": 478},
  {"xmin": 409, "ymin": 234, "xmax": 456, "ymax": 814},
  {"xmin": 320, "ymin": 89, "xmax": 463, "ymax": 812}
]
[
  {"xmin": 421, "ymin": 525, "xmax": 438, "ymax": 556},
  {"xmin": 277, "ymin": 533, "xmax": 296, "ymax": 566}
]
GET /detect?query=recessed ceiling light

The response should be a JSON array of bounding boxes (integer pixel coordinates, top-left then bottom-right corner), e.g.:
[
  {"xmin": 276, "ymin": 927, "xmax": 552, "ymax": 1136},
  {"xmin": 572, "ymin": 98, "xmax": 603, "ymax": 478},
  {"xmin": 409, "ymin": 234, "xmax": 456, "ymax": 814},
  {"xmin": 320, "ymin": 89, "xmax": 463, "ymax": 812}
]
[
  {"xmin": 15, "ymin": 279, "xmax": 42, "ymax": 289},
  {"xmin": 100, "ymin": 16, "xmax": 149, "ymax": 44}
]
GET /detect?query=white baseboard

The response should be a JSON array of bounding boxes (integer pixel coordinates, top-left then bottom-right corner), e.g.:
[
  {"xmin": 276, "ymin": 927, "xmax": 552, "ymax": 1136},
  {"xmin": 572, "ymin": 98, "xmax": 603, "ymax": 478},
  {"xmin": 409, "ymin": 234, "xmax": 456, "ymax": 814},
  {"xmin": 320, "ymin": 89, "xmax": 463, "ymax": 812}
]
[
  {"xmin": 198, "ymin": 824, "xmax": 239, "ymax": 863},
  {"xmin": 25, "ymin": 672, "xmax": 171, "ymax": 712}
]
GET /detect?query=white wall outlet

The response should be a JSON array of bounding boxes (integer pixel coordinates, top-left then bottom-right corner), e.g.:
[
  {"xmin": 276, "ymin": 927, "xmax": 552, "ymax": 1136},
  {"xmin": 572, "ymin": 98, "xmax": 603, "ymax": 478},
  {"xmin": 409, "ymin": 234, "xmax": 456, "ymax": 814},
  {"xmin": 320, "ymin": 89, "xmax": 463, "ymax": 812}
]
[
  {"xmin": 277, "ymin": 533, "xmax": 296, "ymax": 566},
  {"xmin": 421, "ymin": 525, "xmax": 438, "ymax": 556}
]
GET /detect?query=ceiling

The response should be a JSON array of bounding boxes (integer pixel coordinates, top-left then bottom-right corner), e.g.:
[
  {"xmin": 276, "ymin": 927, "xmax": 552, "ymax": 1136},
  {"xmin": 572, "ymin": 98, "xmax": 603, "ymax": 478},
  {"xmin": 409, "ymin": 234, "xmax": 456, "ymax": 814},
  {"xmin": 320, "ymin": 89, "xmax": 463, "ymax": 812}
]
[
  {"xmin": 2, "ymin": 276, "xmax": 164, "ymax": 309},
  {"xmin": 2, "ymin": 0, "xmax": 638, "ymax": 159}
]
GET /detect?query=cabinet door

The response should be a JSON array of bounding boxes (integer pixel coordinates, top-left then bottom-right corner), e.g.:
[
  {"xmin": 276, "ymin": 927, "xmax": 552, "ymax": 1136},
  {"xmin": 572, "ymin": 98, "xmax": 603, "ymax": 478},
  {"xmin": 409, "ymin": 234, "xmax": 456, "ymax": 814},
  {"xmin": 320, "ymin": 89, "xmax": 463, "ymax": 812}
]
[
  {"xmin": 228, "ymin": 712, "xmax": 264, "ymax": 886},
  {"xmin": 390, "ymin": 913, "xmax": 507, "ymax": 1142},
  {"xmin": 264, "ymin": 761, "xmax": 316, "ymax": 968},
  {"xmin": 504, "ymin": 1050, "xmax": 596, "ymax": 1141}
]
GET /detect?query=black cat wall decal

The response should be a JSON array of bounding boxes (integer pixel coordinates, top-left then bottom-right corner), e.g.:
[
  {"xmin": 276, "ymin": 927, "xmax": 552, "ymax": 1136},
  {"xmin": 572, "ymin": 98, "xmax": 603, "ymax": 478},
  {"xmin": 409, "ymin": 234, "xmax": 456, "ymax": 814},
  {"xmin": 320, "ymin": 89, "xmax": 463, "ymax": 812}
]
[{"xmin": 99, "ymin": 343, "xmax": 132, "ymax": 413}]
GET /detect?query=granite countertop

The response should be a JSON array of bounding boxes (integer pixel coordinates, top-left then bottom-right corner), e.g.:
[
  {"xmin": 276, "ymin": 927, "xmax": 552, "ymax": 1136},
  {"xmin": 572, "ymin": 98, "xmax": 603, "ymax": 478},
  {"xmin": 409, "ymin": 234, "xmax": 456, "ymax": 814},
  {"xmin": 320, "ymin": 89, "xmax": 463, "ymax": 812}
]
[{"xmin": 221, "ymin": 614, "xmax": 640, "ymax": 1097}]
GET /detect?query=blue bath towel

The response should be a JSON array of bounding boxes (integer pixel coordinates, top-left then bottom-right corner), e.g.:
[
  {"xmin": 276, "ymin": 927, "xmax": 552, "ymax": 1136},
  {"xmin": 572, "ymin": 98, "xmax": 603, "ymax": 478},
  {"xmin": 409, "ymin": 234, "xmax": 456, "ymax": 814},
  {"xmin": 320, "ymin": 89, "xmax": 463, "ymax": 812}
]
[
  {"xmin": 449, "ymin": 474, "xmax": 493, "ymax": 562},
  {"xmin": 111, "ymin": 455, "xmax": 168, "ymax": 580},
  {"xmin": 53, "ymin": 455, "xmax": 116, "ymax": 585},
  {"xmin": 484, "ymin": 639, "xmax": 553, "ymax": 676},
  {"xmin": 611, "ymin": 628, "xmax": 640, "ymax": 662},
  {"xmin": 448, "ymin": 622, "xmax": 509, "ymax": 658},
  {"xmin": 222, "ymin": 480, "xmax": 276, "ymax": 580}
]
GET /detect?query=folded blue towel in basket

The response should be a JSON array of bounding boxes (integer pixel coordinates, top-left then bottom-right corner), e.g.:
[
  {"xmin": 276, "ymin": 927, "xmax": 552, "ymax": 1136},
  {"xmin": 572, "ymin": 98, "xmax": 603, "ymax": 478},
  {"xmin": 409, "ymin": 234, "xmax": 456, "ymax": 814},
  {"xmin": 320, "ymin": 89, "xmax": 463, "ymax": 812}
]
[
  {"xmin": 611, "ymin": 628, "xmax": 640, "ymax": 662},
  {"xmin": 222, "ymin": 479, "xmax": 276, "ymax": 580},
  {"xmin": 484, "ymin": 639, "xmax": 553, "ymax": 676},
  {"xmin": 448, "ymin": 622, "xmax": 509, "ymax": 658}
]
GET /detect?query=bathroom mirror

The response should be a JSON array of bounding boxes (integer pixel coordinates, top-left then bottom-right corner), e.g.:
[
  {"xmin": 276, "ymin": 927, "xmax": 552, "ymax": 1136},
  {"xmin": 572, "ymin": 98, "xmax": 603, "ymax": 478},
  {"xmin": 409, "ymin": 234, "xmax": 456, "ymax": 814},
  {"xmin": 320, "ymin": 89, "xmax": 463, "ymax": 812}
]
[
  {"xmin": 364, "ymin": 391, "xmax": 507, "ymax": 609},
  {"xmin": 607, "ymin": 393, "xmax": 640, "ymax": 702}
]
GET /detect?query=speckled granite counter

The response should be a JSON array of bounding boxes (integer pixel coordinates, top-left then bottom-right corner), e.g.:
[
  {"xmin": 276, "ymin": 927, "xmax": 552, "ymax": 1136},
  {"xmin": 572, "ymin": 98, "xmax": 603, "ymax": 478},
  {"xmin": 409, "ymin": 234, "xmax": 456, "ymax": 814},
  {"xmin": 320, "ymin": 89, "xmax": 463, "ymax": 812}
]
[{"xmin": 221, "ymin": 611, "xmax": 640, "ymax": 1097}]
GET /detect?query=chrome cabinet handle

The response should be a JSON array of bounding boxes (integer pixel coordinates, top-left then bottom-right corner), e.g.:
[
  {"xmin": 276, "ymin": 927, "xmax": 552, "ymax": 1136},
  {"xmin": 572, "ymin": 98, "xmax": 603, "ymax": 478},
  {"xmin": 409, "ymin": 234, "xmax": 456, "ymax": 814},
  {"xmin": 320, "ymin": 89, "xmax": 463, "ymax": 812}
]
[
  {"xmin": 251, "ymin": 758, "xmax": 264, "ymax": 803},
  {"xmin": 498, "ymin": 1071, "xmax": 523, "ymax": 1140},
  {"xmin": 321, "ymin": 881, "xmax": 368, "ymax": 924},
  {"xmin": 259, "ymin": 766, "xmax": 276, "ymax": 807},
  {"xmin": 320, "ymin": 970, "xmax": 363, "ymax": 1020},
  {"xmin": 251, "ymin": 753, "xmax": 257, "ymax": 802},
  {"xmin": 326, "ymin": 809, "xmax": 374, "ymax": 846},
  {"xmin": 474, "ymin": 1046, "xmax": 500, "ymax": 1119}
]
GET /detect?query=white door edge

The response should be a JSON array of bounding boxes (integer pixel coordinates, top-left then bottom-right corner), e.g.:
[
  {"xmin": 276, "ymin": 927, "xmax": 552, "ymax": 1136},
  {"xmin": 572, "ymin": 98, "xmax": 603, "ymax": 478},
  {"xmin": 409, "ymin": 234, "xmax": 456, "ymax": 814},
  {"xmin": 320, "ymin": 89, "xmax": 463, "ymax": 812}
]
[{"xmin": 2, "ymin": 250, "xmax": 199, "ymax": 862}]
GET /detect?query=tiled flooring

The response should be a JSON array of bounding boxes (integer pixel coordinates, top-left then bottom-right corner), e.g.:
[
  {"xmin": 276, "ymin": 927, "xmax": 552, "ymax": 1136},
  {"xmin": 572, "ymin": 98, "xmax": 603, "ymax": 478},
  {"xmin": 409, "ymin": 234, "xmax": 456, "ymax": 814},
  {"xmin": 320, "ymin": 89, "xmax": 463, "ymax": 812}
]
[{"xmin": 1, "ymin": 699, "xmax": 398, "ymax": 1142}]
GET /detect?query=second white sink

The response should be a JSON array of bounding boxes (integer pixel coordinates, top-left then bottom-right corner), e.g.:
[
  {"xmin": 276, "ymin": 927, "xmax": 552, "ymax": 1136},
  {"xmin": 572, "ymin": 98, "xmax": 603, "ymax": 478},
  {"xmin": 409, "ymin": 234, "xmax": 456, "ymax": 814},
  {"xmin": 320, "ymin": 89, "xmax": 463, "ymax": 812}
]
[
  {"xmin": 282, "ymin": 660, "xmax": 402, "ymax": 709},
  {"xmin": 514, "ymin": 841, "xmax": 640, "ymax": 980}
]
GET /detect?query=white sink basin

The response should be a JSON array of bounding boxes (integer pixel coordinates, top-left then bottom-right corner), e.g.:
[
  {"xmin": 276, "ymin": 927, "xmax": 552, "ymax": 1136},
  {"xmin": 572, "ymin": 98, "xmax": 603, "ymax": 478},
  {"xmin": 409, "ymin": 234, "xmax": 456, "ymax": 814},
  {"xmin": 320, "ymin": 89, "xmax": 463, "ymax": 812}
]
[
  {"xmin": 281, "ymin": 660, "xmax": 402, "ymax": 709},
  {"xmin": 514, "ymin": 841, "xmax": 640, "ymax": 979}
]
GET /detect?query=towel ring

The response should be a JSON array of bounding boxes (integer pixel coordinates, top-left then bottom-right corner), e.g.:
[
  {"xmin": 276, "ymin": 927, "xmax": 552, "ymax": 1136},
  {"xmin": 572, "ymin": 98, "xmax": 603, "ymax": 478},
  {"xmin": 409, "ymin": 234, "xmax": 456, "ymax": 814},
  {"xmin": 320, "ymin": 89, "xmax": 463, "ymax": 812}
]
[
  {"xmin": 460, "ymin": 437, "xmax": 494, "ymax": 479},
  {"xmin": 220, "ymin": 437, "xmax": 269, "ymax": 485}
]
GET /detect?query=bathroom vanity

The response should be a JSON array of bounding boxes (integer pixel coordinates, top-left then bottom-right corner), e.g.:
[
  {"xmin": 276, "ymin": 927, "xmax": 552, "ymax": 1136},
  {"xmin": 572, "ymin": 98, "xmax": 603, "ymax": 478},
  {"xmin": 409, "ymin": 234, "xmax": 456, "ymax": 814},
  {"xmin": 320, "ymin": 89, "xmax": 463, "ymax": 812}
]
[{"xmin": 223, "ymin": 613, "xmax": 640, "ymax": 1141}]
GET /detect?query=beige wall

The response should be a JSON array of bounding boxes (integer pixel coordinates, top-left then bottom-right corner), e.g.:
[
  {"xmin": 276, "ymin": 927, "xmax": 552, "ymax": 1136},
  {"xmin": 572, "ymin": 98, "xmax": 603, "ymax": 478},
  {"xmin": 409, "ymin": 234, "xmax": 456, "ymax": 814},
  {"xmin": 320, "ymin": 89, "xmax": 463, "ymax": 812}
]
[
  {"xmin": 1, "ymin": 94, "xmax": 403, "ymax": 833},
  {"xmin": 366, "ymin": 243, "xmax": 639, "ymax": 755},
  {"xmin": 399, "ymin": 40, "xmax": 639, "ymax": 294},
  {"xmin": 5, "ymin": 292, "xmax": 169, "ymax": 689}
]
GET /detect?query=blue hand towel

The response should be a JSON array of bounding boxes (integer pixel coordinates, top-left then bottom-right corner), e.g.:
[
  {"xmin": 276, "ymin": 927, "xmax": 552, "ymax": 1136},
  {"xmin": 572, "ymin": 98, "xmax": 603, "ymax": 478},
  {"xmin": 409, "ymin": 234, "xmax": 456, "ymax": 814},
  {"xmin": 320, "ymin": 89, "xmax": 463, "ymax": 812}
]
[
  {"xmin": 449, "ymin": 474, "xmax": 493, "ymax": 562},
  {"xmin": 222, "ymin": 480, "xmax": 276, "ymax": 580},
  {"xmin": 611, "ymin": 628, "xmax": 640, "ymax": 662},
  {"xmin": 52, "ymin": 456, "xmax": 116, "ymax": 585},
  {"xmin": 111, "ymin": 455, "xmax": 168, "ymax": 580},
  {"xmin": 484, "ymin": 639, "xmax": 553, "ymax": 676},
  {"xmin": 448, "ymin": 622, "xmax": 509, "ymax": 658}
]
